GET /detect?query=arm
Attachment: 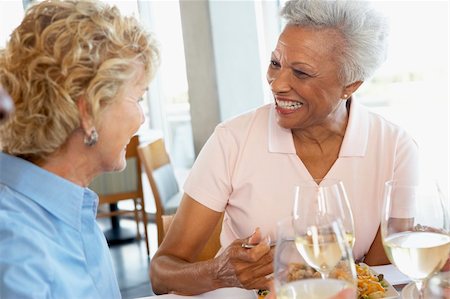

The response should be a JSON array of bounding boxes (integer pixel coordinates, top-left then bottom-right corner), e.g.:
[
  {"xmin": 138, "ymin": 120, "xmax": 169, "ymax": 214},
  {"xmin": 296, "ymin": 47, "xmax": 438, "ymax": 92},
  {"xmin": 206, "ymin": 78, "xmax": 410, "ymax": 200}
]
[
  {"xmin": 363, "ymin": 226, "xmax": 389, "ymax": 265},
  {"xmin": 150, "ymin": 194, "xmax": 273, "ymax": 295}
]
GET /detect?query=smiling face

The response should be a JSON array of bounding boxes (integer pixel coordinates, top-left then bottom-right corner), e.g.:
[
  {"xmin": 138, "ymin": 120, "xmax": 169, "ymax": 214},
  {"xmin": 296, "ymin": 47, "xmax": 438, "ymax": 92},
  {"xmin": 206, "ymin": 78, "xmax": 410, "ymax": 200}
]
[
  {"xmin": 267, "ymin": 25, "xmax": 356, "ymax": 131},
  {"xmin": 93, "ymin": 64, "xmax": 148, "ymax": 172}
]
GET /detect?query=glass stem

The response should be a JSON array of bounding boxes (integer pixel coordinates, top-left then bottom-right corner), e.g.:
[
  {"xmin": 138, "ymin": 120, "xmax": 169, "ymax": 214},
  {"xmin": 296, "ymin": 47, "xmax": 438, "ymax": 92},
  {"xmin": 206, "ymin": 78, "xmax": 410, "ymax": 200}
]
[
  {"xmin": 320, "ymin": 271, "xmax": 329, "ymax": 279},
  {"xmin": 414, "ymin": 280, "xmax": 425, "ymax": 299}
]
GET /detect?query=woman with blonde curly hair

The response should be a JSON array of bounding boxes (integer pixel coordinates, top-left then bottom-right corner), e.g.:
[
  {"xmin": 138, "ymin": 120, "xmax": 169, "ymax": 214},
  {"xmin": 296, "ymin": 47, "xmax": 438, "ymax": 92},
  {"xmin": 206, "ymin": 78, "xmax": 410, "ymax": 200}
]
[{"xmin": 0, "ymin": 0, "xmax": 159, "ymax": 297}]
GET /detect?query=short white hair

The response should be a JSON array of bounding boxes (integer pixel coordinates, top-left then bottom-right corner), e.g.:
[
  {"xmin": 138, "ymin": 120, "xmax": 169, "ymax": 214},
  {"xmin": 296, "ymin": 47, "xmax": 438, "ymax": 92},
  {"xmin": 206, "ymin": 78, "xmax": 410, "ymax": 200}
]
[{"xmin": 281, "ymin": 0, "xmax": 389, "ymax": 84}]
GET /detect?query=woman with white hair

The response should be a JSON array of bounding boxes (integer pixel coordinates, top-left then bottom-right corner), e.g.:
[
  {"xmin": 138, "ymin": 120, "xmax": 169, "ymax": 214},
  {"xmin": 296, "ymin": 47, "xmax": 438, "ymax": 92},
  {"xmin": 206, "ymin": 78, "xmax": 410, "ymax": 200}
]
[{"xmin": 151, "ymin": 0, "xmax": 418, "ymax": 295}]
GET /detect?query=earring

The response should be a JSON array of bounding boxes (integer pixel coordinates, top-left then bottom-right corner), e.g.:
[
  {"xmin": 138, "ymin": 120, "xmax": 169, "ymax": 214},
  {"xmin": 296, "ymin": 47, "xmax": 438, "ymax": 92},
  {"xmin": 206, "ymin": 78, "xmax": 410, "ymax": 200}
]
[
  {"xmin": 343, "ymin": 94, "xmax": 348, "ymax": 99},
  {"xmin": 84, "ymin": 128, "xmax": 98, "ymax": 146}
]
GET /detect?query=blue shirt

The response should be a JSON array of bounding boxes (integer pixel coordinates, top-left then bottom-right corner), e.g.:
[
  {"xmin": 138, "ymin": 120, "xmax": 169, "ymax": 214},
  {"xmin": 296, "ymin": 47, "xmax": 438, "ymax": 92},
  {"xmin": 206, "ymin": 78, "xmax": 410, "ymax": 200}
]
[{"xmin": 0, "ymin": 152, "xmax": 121, "ymax": 299}]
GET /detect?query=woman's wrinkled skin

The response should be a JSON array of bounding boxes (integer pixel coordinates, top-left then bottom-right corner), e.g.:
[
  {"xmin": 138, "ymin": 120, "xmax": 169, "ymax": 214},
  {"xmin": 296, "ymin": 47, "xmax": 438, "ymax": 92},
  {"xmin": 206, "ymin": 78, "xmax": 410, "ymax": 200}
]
[{"xmin": 150, "ymin": 198, "xmax": 275, "ymax": 295}]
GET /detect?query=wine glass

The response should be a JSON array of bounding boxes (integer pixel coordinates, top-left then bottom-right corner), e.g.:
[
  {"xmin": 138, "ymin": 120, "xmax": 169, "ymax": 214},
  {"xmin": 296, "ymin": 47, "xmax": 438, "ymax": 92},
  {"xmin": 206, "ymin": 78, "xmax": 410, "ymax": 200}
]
[
  {"xmin": 293, "ymin": 179, "xmax": 355, "ymax": 248},
  {"xmin": 381, "ymin": 179, "xmax": 450, "ymax": 299},
  {"xmin": 274, "ymin": 217, "xmax": 356, "ymax": 298}
]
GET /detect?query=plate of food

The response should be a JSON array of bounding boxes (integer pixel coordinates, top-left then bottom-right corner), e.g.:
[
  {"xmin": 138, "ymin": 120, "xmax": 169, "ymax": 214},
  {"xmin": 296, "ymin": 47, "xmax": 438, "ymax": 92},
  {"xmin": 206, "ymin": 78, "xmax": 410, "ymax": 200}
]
[
  {"xmin": 357, "ymin": 263, "xmax": 399, "ymax": 299},
  {"xmin": 258, "ymin": 262, "xmax": 399, "ymax": 298}
]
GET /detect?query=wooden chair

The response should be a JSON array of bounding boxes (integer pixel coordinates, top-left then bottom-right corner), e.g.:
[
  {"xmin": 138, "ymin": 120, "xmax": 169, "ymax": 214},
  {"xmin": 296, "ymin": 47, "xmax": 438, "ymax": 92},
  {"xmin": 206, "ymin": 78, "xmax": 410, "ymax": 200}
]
[
  {"xmin": 137, "ymin": 138, "xmax": 183, "ymax": 245},
  {"xmin": 90, "ymin": 135, "xmax": 150, "ymax": 257},
  {"xmin": 162, "ymin": 213, "xmax": 223, "ymax": 261}
]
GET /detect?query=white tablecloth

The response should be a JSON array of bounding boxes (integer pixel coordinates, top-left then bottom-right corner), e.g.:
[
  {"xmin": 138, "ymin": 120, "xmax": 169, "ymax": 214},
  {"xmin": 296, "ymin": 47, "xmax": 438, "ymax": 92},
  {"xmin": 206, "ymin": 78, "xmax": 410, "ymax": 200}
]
[
  {"xmin": 136, "ymin": 287, "xmax": 257, "ymax": 299},
  {"xmin": 139, "ymin": 265, "xmax": 410, "ymax": 298},
  {"xmin": 370, "ymin": 264, "xmax": 411, "ymax": 285}
]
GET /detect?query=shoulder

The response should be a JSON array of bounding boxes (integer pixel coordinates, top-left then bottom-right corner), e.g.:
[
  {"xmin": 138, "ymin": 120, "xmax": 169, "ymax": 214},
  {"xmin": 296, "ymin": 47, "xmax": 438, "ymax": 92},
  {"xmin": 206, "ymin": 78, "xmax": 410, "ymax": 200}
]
[
  {"xmin": 0, "ymin": 188, "xmax": 56, "ymax": 257},
  {"xmin": 357, "ymin": 103, "xmax": 417, "ymax": 146},
  {"xmin": 0, "ymin": 217, "xmax": 54, "ymax": 296},
  {"xmin": 213, "ymin": 104, "xmax": 271, "ymax": 143},
  {"xmin": 0, "ymin": 209, "xmax": 51, "ymax": 258}
]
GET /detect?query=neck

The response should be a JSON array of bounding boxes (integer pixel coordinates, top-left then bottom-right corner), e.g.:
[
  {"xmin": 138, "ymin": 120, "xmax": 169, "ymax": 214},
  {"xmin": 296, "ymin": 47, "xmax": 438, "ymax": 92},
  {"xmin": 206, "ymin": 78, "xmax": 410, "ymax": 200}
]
[
  {"xmin": 35, "ymin": 130, "xmax": 99, "ymax": 187},
  {"xmin": 292, "ymin": 100, "xmax": 349, "ymax": 145}
]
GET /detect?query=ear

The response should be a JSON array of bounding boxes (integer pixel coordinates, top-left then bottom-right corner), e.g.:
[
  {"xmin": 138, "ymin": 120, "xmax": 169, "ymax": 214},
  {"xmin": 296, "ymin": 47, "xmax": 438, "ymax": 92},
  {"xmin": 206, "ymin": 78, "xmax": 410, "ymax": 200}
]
[
  {"xmin": 76, "ymin": 96, "xmax": 95, "ymax": 134},
  {"xmin": 341, "ymin": 80, "xmax": 363, "ymax": 99}
]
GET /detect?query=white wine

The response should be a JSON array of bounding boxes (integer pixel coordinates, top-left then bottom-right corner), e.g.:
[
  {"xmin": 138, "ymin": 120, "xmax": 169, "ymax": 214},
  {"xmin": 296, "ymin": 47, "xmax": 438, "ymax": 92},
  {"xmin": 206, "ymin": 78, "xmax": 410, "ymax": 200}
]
[
  {"xmin": 384, "ymin": 231, "xmax": 450, "ymax": 280},
  {"xmin": 295, "ymin": 236, "xmax": 342, "ymax": 273},
  {"xmin": 277, "ymin": 278, "xmax": 352, "ymax": 299}
]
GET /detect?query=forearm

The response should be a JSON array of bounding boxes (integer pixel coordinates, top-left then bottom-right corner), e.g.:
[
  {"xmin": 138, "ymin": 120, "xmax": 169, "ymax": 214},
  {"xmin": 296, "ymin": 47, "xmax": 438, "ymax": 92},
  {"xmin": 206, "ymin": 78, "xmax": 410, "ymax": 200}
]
[
  {"xmin": 150, "ymin": 255, "xmax": 226, "ymax": 295},
  {"xmin": 364, "ymin": 226, "xmax": 390, "ymax": 266}
]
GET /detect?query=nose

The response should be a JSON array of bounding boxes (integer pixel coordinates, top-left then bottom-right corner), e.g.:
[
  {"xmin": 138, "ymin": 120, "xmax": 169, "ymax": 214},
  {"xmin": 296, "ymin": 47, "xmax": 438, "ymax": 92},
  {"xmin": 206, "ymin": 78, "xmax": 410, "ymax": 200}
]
[{"xmin": 267, "ymin": 68, "xmax": 291, "ymax": 94}]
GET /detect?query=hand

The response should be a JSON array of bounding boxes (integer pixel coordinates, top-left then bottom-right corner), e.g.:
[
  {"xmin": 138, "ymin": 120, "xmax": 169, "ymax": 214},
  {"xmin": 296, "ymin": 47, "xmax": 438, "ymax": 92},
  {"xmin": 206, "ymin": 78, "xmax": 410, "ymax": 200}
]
[{"xmin": 214, "ymin": 228, "xmax": 274, "ymax": 290}]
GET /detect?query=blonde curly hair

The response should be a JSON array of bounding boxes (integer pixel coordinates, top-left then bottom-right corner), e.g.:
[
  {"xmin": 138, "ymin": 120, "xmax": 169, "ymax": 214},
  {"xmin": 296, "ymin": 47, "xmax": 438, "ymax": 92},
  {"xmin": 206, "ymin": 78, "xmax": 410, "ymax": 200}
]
[{"xmin": 0, "ymin": 0, "xmax": 159, "ymax": 161}]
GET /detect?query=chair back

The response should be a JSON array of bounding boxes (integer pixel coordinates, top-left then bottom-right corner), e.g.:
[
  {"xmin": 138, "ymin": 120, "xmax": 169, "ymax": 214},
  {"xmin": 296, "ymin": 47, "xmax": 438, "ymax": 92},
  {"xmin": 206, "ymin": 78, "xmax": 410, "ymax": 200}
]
[{"xmin": 138, "ymin": 138, "xmax": 182, "ymax": 245}]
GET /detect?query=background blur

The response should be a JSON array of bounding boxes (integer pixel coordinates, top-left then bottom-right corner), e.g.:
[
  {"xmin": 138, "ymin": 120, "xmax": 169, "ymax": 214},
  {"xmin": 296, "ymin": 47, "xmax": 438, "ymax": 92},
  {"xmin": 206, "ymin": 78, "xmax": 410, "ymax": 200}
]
[{"xmin": 1, "ymin": 0, "xmax": 448, "ymax": 197}]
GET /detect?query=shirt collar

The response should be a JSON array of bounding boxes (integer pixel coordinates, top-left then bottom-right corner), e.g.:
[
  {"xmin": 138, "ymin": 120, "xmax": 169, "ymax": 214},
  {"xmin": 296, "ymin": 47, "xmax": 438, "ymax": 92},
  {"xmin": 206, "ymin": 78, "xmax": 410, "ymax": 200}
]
[
  {"xmin": 267, "ymin": 98, "xmax": 369, "ymax": 157},
  {"xmin": 339, "ymin": 98, "xmax": 369, "ymax": 157},
  {"xmin": 268, "ymin": 103, "xmax": 296, "ymax": 154},
  {"xmin": 0, "ymin": 152, "xmax": 98, "ymax": 230}
]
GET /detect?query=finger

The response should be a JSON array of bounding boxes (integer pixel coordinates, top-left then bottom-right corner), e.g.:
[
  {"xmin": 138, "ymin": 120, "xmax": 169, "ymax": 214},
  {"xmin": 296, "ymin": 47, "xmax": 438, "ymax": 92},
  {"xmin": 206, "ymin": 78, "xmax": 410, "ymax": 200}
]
[
  {"xmin": 239, "ymin": 262, "xmax": 274, "ymax": 285},
  {"xmin": 235, "ymin": 253, "xmax": 274, "ymax": 286},
  {"xmin": 242, "ymin": 274, "xmax": 272, "ymax": 291},
  {"xmin": 233, "ymin": 241, "xmax": 271, "ymax": 263},
  {"xmin": 247, "ymin": 227, "xmax": 262, "ymax": 245}
]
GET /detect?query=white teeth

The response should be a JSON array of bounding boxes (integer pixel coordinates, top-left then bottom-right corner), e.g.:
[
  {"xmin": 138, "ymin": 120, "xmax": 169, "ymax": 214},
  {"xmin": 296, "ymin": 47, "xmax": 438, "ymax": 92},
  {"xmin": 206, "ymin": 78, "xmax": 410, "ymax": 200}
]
[{"xmin": 276, "ymin": 100, "xmax": 303, "ymax": 110}]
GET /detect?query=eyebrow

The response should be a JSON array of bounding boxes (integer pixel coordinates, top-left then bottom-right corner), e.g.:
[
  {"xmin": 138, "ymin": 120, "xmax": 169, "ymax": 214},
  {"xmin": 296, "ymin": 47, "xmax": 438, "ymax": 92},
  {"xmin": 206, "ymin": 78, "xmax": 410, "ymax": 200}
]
[
  {"xmin": 270, "ymin": 51, "xmax": 280, "ymax": 59},
  {"xmin": 271, "ymin": 51, "xmax": 313, "ymax": 68},
  {"xmin": 291, "ymin": 61, "xmax": 314, "ymax": 68}
]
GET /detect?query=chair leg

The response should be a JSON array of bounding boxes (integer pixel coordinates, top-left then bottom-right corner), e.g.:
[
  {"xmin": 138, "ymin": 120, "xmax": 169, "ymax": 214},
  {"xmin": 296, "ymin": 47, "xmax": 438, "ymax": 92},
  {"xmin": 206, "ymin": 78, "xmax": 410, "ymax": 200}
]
[
  {"xmin": 140, "ymin": 198, "xmax": 150, "ymax": 257},
  {"xmin": 133, "ymin": 198, "xmax": 141, "ymax": 240}
]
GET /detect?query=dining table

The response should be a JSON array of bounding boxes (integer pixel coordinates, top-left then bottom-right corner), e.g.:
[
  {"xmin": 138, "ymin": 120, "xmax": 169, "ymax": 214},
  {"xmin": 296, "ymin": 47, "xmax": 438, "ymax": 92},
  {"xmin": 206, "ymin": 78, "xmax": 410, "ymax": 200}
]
[{"xmin": 137, "ymin": 264, "xmax": 411, "ymax": 299}]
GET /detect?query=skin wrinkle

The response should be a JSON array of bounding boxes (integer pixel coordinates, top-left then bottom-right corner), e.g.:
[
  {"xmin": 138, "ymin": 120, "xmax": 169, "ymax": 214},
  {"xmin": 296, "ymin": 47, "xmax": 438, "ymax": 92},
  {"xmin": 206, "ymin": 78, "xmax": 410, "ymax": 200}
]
[{"xmin": 151, "ymin": 211, "xmax": 274, "ymax": 295}]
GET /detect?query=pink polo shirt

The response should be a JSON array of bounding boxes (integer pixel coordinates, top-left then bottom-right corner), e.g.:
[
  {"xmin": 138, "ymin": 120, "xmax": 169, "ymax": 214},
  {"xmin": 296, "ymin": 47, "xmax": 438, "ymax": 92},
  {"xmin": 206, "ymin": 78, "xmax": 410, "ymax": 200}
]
[{"xmin": 183, "ymin": 100, "xmax": 418, "ymax": 260}]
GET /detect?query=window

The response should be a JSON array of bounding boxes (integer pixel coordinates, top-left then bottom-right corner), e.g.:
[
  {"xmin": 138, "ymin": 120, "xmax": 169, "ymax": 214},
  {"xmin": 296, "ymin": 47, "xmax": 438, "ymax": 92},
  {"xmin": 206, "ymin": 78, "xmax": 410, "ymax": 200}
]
[
  {"xmin": 360, "ymin": 2, "xmax": 448, "ymax": 192},
  {"xmin": 0, "ymin": 1, "xmax": 24, "ymax": 48},
  {"xmin": 105, "ymin": 0, "xmax": 195, "ymax": 170}
]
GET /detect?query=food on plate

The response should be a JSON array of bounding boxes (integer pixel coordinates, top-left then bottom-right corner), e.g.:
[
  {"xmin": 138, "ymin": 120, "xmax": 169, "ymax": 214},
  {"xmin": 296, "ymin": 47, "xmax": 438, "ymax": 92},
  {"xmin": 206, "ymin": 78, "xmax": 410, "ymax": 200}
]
[
  {"xmin": 356, "ymin": 263, "xmax": 388, "ymax": 299},
  {"xmin": 257, "ymin": 289, "xmax": 270, "ymax": 299},
  {"xmin": 259, "ymin": 262, "xmax": 388, "ymax": 298}
]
